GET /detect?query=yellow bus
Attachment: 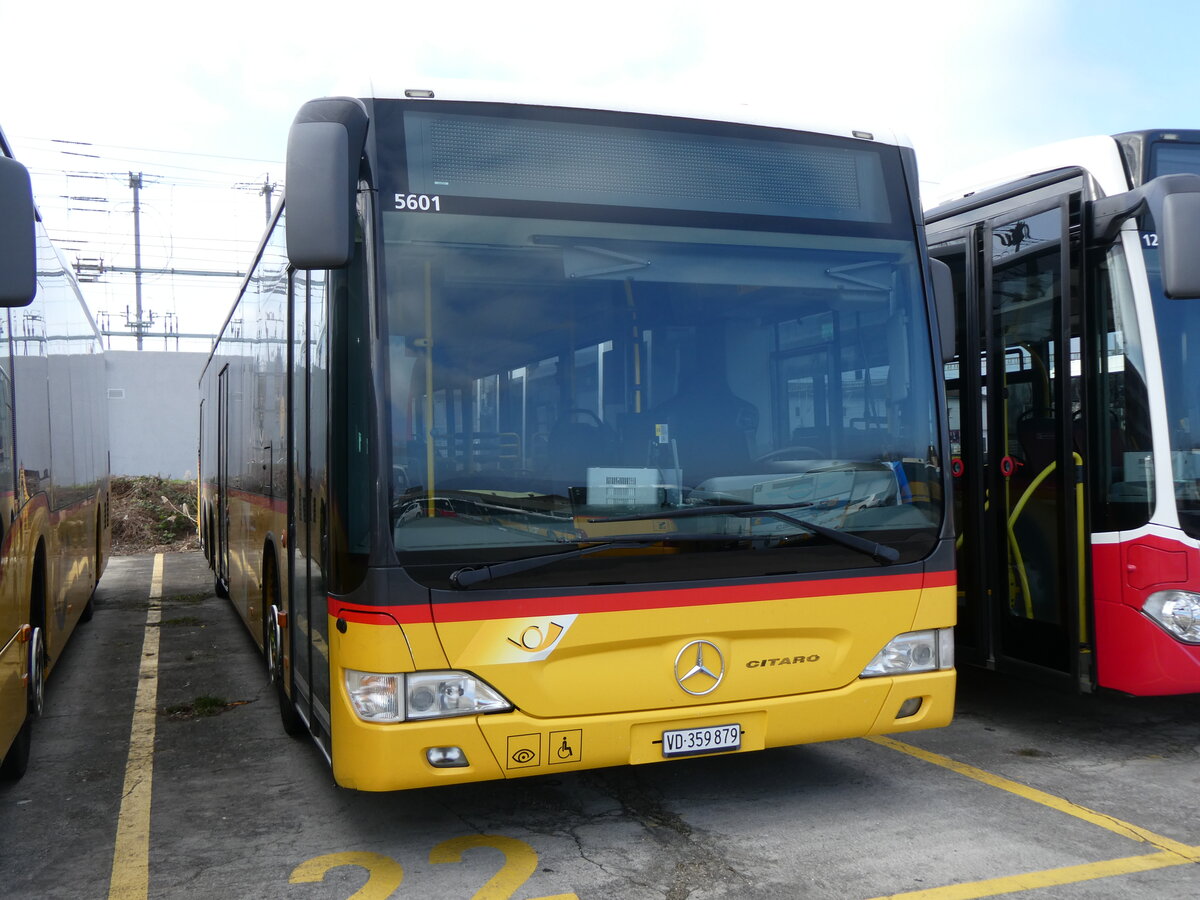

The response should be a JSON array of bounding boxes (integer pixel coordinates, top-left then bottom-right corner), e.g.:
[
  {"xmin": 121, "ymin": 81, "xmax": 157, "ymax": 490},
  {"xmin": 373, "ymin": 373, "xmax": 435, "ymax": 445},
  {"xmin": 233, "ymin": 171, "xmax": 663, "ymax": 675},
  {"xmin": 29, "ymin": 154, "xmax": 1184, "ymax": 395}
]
[
  {"xmin": 0, "ymin": 127, "xmax": 111, "ymax": 779},
  {"xmin": 199, "ymin": 84, "xmax": 957, "ymax": 791}
]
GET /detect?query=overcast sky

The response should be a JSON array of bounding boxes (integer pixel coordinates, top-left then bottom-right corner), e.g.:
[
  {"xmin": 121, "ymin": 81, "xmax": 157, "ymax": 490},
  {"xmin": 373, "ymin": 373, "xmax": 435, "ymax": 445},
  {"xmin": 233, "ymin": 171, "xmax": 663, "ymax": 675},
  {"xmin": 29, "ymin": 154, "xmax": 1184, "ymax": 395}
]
[{"xmin": 4, "ymin": 0, "xmax": 1200, "ymax": 347}]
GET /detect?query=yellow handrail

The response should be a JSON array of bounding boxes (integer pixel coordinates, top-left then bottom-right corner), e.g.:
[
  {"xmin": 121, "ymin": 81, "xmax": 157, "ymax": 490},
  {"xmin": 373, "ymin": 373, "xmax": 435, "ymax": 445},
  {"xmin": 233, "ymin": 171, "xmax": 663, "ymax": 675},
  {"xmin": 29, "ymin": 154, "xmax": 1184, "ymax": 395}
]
[
  {"xmin": 1007, "ymin": 452, "xmax": 1085, "ymax": 625},
  {"xmin": 956, "ymin": 452, "xmax": 1086, "ymax": 632},
  {"xmin": 424, "ymin": 261, "xmax": 436, "ymax": 519}
]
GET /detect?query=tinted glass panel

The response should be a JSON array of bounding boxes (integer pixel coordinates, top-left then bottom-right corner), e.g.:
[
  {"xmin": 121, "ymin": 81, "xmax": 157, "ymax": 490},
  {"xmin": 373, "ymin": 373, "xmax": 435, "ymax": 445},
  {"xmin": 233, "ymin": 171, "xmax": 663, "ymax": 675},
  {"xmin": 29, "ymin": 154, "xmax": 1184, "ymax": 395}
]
[{"xmin": 990, "ymin": 208, "xmax": 1068, "ymax": 631}]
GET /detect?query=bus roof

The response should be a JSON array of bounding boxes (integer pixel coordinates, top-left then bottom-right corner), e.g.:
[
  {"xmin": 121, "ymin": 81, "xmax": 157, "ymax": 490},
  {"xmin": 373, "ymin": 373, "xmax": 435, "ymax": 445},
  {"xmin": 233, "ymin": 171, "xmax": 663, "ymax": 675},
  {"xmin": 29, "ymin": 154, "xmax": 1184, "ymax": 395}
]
[
  {"xmin": 924, "ymin": 134, "xmax": 1134, "ymax": 212},
  {"xmin": 337, "ymin": 77, "xmax": 912, "ymax": 149}
]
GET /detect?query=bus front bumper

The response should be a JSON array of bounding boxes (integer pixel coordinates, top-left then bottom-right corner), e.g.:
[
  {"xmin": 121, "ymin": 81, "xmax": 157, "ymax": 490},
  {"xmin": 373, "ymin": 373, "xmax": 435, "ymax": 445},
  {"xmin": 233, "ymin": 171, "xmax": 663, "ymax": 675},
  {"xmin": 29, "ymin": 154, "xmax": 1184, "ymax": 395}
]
[{"xmin": 330, "ymin": 670, "xmax": 955, "ymax": 792}]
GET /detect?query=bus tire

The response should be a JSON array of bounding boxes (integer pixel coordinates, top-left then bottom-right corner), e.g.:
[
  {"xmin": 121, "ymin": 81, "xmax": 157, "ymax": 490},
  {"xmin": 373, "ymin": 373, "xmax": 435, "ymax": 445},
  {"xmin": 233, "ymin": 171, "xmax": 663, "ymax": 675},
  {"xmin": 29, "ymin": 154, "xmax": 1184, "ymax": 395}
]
[
  {"xmin": 2, "ymin": 625, "xmax": 46, "ymax": 781},
  {"xmin": 264, "ymin": 560, "xmax": 306, "ymax": 738},
  {"xmin": 27, "ymin": 626, "xmax": 46, "ymax": 718}
]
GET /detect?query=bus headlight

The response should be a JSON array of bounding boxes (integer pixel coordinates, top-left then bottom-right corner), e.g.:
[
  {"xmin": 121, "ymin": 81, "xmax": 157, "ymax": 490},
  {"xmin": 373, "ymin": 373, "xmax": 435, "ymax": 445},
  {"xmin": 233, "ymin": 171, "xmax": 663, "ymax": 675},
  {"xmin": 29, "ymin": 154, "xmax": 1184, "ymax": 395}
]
[
  {"xmin": 1143, "ymin": 591, "xmax": 1200, "ymax": 643},
  {"xmin": 405, "ymin": 671, "xmax": 512, "ymax": 720},
  {"xmin": 344, "ymin": 670, "xmax": 513, "ymax": 723},
  {"xmin": 860, "ymin": 628, "xmax": 955, "ymax": 678}
]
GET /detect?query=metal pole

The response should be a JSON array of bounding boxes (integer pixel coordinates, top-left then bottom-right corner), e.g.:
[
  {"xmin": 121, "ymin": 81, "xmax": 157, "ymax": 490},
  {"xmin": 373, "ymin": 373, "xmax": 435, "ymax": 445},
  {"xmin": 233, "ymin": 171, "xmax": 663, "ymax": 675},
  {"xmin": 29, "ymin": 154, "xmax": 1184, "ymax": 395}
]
[
  {"xmin": 261, "ymin": 175, "xmax": 274, "ymax": 225},
  {"xmin": 130, "ymin": 172, "xmax": 144, "ymax": 350}
]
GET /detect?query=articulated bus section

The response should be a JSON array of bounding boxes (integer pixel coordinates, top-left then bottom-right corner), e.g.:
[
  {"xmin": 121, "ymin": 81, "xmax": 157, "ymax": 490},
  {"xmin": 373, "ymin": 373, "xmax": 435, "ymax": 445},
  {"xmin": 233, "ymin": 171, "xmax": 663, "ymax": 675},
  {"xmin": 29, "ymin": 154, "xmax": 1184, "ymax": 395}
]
[
  {"xmin": 927, "ymin": 129, "xmax": 1200, "ymax": 696},
  {"xmin": 0, "ymin": 128, "xmax": 111, "ymax": 779}
]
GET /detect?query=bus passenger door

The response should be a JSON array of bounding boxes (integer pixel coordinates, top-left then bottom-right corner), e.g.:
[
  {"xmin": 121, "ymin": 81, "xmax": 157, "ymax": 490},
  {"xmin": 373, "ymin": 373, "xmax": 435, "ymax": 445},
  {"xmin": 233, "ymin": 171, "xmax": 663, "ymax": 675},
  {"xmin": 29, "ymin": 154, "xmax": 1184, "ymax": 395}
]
[
  {"xmin": 934, "ymin": 196, "xmax": 1086, "ymax": 686},
  {"xmin": 216, "ymin": 366, "xmax": 231, "ymax": 594},
  {"xmin": 288, "ymin": 270, "xmax": 331, "ymax": 745},
  {"xmin": 0, "ymin": 314, "xmax": 19, "ymax": 744},
  {"xmin": 288, "ymin": 273, "xmax": 311, "ymax": 725}
]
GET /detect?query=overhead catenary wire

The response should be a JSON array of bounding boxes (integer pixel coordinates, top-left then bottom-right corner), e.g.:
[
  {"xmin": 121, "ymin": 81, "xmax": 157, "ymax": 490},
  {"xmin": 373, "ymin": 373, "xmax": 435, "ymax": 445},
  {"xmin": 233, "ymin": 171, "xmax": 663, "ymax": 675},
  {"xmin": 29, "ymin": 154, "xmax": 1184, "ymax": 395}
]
[{"xmin": 18, "ymin": 137, "xmax": 284, "ymax": 351}]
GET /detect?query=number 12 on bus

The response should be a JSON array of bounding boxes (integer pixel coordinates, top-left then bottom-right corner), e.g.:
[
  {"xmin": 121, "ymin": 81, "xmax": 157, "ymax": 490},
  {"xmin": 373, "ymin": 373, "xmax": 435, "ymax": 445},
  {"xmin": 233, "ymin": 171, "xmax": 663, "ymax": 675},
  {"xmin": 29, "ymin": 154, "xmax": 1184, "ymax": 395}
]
[{"xmin": 199, "ymin": 85, "xmax": 957, "ymax": 791}]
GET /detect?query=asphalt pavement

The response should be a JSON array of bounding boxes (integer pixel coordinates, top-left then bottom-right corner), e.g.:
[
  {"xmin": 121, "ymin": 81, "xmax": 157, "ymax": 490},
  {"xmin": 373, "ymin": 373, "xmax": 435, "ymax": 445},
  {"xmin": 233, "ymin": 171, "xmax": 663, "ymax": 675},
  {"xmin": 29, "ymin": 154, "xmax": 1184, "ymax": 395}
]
[{"xmin": 1, "ymin": 551, "xmax": 1197, "ymax": 899}]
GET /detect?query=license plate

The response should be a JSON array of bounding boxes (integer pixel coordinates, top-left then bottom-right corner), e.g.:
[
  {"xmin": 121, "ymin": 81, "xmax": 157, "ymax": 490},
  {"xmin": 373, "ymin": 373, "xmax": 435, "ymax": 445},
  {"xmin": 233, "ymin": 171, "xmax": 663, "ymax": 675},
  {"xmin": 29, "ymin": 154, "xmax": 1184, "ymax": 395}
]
[{"xmin": 661, "ymin": 723, "xmax": 741, "ymax": 758}]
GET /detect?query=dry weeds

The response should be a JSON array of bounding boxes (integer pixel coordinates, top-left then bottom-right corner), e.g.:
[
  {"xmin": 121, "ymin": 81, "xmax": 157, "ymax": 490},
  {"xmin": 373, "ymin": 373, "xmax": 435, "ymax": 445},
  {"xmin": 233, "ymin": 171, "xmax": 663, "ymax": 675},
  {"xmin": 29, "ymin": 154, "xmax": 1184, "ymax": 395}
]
[{"xmin": 110, "ymin": 476, "xmax": 201, "ymax": 556}]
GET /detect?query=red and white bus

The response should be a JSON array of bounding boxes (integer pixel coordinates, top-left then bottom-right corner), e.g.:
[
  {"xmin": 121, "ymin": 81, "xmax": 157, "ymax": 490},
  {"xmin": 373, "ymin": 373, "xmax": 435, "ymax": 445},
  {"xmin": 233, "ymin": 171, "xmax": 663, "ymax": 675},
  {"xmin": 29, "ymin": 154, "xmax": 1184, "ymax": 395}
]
[
  {"xmin": 926, "ymin": 130, "xmax": 1200, "ymax": 694},
  {"xmin": 0, "ymin": 126, "xmax": 111, "ymax": 778},
  {"xmin": 200, "ymin": 84, "xmax": 957, "ymax": 791}
]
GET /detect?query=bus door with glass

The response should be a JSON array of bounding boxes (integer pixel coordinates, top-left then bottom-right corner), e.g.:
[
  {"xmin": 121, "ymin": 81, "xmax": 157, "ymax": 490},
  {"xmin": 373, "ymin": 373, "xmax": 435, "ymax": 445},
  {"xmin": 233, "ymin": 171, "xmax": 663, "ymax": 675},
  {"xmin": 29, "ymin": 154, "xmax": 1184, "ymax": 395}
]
[{"xmin": 933, "ymin": 194, "xmax": 1086, "ymax": 685}]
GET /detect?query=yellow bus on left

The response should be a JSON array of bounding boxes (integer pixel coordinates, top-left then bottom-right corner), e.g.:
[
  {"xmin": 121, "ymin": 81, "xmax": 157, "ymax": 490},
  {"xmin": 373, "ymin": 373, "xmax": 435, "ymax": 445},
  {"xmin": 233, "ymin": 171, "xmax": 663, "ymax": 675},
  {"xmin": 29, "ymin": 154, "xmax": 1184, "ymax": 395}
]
[{"xmin": 0, "ymin": 125, "xmax": 111, "ymax": 779}]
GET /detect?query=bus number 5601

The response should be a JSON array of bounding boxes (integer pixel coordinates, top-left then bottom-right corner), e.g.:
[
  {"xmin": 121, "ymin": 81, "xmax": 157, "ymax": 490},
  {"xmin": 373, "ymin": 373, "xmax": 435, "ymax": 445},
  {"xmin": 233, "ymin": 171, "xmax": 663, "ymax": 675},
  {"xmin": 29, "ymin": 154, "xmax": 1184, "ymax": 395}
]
[{"xmin": 395, "ymin": 193, "xmax": 441, "ymax": 212}]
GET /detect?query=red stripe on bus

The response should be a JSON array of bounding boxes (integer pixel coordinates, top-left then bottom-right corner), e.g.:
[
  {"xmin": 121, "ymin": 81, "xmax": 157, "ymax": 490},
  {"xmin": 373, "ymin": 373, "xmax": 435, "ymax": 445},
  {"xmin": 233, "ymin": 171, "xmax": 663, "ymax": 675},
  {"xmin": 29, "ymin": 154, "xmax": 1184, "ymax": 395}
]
[
  {"xmin": 329, "ymin": 568, "xmax": 954, "ymax": 626},
  {"xmin": 225, "ymin": 488, "xmax": 287, "ymax": 514},
  {"xmin": 332, "ymin": 602, "xmax": 434, "ymax": 625}
]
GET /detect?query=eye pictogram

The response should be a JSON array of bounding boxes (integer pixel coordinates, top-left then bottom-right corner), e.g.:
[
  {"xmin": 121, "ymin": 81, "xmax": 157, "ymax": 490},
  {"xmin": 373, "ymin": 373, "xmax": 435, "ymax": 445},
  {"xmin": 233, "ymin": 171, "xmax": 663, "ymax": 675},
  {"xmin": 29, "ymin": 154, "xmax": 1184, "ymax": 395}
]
[{"xmin": 511, "ymin": 748, "xmax": 536, "ymax": 764}]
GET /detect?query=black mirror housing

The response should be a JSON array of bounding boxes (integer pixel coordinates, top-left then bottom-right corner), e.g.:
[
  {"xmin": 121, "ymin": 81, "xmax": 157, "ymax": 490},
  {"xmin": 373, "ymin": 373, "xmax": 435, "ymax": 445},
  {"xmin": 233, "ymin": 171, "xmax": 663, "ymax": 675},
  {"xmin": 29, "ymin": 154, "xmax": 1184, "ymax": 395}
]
[
  {"xmin": 0, "ymin": 155, "xmax": 36, "ymax": 307},
  {"xmin": 285, "ymin": 98, "xmax": 370, "ymax": 270},
  {"xmin": 929, "ymin": 258, "xmax": 956, "ymax": 362},
  {"xmin": 1160, "ymin": 190, "xmax": 1200, "ymax": 299},
  {"xmin": 1092, "ymin": 172, "xmax": 1200, "ymax": 300}
]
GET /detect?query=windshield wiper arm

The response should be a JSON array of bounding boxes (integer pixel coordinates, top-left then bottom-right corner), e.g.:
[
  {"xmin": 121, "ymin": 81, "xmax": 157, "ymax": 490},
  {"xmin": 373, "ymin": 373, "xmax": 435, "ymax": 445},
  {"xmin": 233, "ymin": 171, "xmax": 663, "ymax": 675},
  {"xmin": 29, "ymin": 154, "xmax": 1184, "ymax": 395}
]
[
  {"xmin": 591, "ymin": 503, "xmax": 900, "ymax": 565},
  {"xmin": 448, "ymin": 533, "xmax": 744, "ymax": 589},
  {"xmin": 763, "ymin": 510, "xmax": 900, "ymax": 564}
]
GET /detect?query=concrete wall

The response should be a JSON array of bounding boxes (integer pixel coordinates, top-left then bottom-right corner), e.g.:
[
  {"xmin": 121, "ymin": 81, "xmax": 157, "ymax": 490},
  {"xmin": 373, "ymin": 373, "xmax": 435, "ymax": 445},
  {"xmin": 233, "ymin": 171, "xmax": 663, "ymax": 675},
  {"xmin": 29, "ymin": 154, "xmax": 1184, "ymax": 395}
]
[{"xmin": 106, "ymin": 350, "xmax": 208, "ymax": 479}]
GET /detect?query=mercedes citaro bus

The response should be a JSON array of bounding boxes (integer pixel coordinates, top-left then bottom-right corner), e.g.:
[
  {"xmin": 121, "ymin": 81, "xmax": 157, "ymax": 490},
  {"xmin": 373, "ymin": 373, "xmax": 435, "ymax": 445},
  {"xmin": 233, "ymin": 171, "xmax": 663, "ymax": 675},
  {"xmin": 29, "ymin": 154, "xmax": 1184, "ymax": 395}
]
[{"xmin": 200, "ymin": 83, "xmax": 956, "ymax": 790}]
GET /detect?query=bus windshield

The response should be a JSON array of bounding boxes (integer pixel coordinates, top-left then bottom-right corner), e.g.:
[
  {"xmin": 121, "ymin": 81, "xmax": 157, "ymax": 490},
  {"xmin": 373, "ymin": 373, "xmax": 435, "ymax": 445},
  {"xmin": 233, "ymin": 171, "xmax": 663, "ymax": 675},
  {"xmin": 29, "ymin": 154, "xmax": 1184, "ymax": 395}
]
[
  {"xmin": 1146, "ymin": 139, "xmax": 1200, "ymax": 538},
  {"xmin": 379, "ymin": 102, "xmax": 943, "ymax": 581}
]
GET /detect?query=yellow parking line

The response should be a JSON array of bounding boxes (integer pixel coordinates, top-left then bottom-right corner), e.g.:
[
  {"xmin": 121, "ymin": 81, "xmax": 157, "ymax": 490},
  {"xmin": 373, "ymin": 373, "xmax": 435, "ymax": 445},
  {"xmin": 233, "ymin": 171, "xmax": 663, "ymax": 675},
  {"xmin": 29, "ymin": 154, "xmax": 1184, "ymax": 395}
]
[
  {"xmin": 867, "ymin": 736, "xmax": 1196, "ymax": 856},
  {"xmin": 107, "ymin": 554, "xmax": 164, "ymax": 900},
  {"xmin": 867, "ymin": 736, "xmax": 1200, "ymax": 899},
  {"xmin": 872, "ymin": 848, "xmax": 1196, "ymax": 899}
]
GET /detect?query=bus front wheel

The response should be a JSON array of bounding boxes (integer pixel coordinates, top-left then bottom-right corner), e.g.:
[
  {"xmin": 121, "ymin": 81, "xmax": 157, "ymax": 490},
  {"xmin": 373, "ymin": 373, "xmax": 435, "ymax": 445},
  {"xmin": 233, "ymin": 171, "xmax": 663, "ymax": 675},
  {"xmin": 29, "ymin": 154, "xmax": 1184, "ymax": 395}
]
[
  {"xmin": 263, "ymin": 564, "xmax": 306, "ymax": 738},
  {"xmin": 1, "ymin": 627, "xmax": 46, "ymax": 781}
]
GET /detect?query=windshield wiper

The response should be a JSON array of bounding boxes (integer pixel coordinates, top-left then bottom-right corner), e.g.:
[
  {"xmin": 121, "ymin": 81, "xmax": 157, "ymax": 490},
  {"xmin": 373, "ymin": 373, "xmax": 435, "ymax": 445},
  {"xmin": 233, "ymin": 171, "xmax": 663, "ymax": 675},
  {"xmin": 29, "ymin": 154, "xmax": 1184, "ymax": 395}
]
[
  {"xmin": 591, "ymin": 502, "xmax": 900, "ymax": 565},
  {"xmin": 448, "ymin": 533, "xmax": 746, "ymax": 589}
]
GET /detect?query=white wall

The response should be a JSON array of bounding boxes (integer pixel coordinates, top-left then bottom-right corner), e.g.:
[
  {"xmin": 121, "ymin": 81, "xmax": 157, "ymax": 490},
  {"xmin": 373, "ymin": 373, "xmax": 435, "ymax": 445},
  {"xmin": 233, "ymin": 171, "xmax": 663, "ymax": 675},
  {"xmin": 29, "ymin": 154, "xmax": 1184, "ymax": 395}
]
[{"xmin": 106, "ymin": 350, "xmax": 208, "ymax": 479}]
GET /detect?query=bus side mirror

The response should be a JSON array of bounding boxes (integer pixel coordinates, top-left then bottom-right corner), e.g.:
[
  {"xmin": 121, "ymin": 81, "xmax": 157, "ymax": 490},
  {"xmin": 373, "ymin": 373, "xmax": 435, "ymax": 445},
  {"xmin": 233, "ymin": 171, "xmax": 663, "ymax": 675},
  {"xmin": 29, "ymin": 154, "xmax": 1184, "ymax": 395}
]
[
  {"xmin": 1160, "ymin": 190, "xmax": 1200, "ymax": 299},
  {"xmin": 285, "ymin": 98, "xmax": 369, "ymax": 270},
  {"xmin": 1093, "ymin": 172, "xmax": 1200, "ymax": 300},
  {"xmin": 0, "ymin": 155, "xmax": 36, "ymax": 307},
  {"xmin": 929, "ymin": 258, "xmax": 956, "ymax": 362}
]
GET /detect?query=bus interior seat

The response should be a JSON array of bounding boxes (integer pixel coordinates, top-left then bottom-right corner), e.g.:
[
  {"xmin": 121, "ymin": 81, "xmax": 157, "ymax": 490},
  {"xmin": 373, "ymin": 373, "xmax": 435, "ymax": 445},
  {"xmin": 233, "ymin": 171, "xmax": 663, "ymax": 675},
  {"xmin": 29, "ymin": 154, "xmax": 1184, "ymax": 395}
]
[
  {"xmin": 1017, "ymin": 409, "xmax": 1058, "ymax": 475},
  {"xmin": 652, "ymin": 385, "xmax": 757, "ymax": 484},
  {"xmin": 546, "ymin": 408, "xmax": 616, "ymax": 483}
]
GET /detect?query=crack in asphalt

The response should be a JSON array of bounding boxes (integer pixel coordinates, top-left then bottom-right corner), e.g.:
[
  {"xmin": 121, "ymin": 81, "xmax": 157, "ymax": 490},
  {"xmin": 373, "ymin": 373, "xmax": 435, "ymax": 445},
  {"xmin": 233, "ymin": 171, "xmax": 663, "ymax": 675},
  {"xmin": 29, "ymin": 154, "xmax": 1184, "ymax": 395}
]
[
  {"xmin": 439, "ymin": 767, "xmax": 752, "ymax": 898},
  {"xmin": 584, "ymin": 769, "xmax": 751, "ymax": 899}
]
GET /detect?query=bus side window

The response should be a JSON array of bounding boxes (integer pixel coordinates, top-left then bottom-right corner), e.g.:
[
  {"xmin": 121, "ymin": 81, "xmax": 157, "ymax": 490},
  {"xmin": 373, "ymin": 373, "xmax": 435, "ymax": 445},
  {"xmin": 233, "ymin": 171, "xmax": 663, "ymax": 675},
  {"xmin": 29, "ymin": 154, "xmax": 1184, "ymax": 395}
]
[{"xmin": 1090, "ymin": 244, "xmax": 1154, "ymax": 529}]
